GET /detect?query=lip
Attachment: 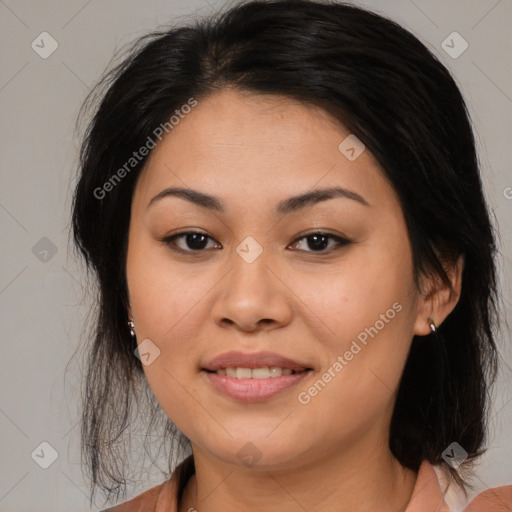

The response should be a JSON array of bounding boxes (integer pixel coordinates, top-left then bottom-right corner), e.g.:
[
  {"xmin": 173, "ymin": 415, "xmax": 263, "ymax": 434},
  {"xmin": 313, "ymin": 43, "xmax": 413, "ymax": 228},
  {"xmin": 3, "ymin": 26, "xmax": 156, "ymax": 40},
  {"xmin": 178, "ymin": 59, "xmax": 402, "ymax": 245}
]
[
  {"xmin": 202, "ymin": 370, "xmax": 311, "ymax": 402},
  {"xmin": 202, "ymin": 350, "xmax": 311, "ymax": 372},
  {"xmin": 201, "ymin": 351, "xmax": 314, "ymax": 403}
]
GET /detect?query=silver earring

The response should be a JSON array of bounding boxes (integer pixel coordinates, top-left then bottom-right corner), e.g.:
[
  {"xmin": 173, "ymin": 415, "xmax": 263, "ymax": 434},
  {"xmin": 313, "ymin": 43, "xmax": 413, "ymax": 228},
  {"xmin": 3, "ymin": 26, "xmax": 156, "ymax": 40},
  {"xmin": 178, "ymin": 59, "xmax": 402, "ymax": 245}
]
[
  {"xmin": 128, "ymin": 320, "xmax": 135, "ymax": 337},
  {"xmin": 428, "ymin": 318, "xmax": 437, "ymax": 334}
]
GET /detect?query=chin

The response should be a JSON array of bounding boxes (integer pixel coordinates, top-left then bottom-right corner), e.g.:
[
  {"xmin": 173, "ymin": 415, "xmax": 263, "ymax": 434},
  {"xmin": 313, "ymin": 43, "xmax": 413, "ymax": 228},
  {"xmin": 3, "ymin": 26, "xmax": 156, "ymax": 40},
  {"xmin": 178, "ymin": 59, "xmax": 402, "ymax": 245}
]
[{"xmin": 198, "ymin": 435, "xmax": 308, "ymax": 470}]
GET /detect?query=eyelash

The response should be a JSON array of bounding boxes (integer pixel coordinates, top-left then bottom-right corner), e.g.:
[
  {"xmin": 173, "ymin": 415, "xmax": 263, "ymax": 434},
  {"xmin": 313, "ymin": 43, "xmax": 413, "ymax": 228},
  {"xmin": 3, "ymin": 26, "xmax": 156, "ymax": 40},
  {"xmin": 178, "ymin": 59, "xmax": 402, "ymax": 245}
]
[{"xmin": 159, "ymin": 230, "xmax": 351, "ymax": 256}]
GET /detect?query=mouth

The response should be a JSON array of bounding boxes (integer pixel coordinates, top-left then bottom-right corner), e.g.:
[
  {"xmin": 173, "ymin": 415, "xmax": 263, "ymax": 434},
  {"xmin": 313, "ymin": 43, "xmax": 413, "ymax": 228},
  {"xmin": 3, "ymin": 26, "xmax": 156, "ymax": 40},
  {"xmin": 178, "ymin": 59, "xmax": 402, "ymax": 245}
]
[
  {"xmin": 201, "ymin": 351, "xmax": 314, "ymax": 402},
  {"xmin": 204, "ymin": 366, "xmax": 309, "ymax": 378}
]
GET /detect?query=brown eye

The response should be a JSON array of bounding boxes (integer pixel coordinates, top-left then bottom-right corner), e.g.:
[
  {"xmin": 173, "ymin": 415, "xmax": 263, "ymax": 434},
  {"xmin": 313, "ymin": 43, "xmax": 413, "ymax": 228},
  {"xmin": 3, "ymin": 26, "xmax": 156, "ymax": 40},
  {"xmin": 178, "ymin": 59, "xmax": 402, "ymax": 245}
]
[
  {"xmin": 290, "ymin": 232, "xmax": 350, "ymax": 253},
  {"xmin": 162, "ymin": 231, "xmax": 220, "ymax": 253},
  {"xmin": 160, "ymin": 230, "xmax": 350, "ymax": 256}
]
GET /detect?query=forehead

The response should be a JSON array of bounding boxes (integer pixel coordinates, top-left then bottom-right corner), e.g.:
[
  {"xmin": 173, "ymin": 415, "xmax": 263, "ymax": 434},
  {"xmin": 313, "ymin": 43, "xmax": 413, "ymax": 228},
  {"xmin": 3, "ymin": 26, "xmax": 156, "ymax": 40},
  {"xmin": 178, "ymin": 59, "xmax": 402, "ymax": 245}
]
[{"xmin": 135, "ymin": 88, "xmax": 398, "ymax": 214}]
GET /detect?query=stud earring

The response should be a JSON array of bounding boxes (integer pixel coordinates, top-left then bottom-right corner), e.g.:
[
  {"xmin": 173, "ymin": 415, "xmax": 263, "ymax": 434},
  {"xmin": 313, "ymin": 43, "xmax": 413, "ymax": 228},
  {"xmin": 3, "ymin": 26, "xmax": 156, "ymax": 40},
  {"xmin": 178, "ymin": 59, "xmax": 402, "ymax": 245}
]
[
  {"xmin": 427, "ymin": 318, "xmax": 437, "ymax": 334},
  {"xmin": 128, "ymin": 320, "xmax": 135, "ymax": 337}
]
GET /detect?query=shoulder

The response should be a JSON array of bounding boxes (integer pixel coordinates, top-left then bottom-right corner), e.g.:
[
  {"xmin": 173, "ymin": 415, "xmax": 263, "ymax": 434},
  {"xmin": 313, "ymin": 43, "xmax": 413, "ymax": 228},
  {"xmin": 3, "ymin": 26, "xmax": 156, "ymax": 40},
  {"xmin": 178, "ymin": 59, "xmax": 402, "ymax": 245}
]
[
  {"xmin": 464, "ymin": 485, "xmax": 512, "ymax": 511},
  {"xmin": 431, "ymin": 461, "xmax": 512, "ymax": 511}
]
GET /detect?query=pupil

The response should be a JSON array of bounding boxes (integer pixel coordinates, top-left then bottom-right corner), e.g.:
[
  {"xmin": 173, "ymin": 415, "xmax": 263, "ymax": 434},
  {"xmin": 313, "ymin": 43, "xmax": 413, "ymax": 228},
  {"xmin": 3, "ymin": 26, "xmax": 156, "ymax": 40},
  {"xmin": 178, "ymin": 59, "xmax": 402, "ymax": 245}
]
[
  {"xmin": 308, "ymin": 234, "xmax": 328, "ymax": 251},
  {"xmin": 187, "ymin": 233, "xmax": 208, "ymax": 250},
  {"xmin": 184, "ymin": 234, "xmax": 330, "ymax": 251}
]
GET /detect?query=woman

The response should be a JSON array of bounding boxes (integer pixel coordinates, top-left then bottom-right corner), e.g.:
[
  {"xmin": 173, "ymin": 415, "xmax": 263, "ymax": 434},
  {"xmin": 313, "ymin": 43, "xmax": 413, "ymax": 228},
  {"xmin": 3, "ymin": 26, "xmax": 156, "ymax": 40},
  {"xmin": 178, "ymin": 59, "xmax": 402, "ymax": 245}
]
[{"xmin": 71, "ymin": 1, "xmax": 512, "ymax": 510}]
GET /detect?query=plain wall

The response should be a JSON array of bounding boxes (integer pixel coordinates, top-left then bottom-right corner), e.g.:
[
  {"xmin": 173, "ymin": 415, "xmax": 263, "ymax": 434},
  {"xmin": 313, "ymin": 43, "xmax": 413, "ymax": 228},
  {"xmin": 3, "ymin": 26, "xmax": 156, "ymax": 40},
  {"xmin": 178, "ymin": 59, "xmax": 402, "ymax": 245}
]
[{"xmin": 0, "ymin": 0, "xmax": 511, "ymax": 510}]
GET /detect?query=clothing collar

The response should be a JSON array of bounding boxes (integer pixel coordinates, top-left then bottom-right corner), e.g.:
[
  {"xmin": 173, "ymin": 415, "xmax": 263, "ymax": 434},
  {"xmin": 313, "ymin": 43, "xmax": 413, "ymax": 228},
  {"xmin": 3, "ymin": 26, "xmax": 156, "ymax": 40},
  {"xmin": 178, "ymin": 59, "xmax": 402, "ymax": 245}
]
[
  {"xmin": 121, "ymin": 455, "xmax": 511, "ymax": 512},
  {"xmin": 160, "ymin": 456, "xmax": 450, "ymax": 512}
]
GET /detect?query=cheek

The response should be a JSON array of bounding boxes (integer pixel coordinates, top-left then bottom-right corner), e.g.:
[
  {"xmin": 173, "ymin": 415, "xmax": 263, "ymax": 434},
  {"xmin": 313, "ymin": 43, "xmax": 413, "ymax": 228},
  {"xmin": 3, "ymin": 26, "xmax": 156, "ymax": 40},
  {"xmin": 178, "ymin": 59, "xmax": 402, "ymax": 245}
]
[
  {"xmin": 289, "ymin": 242, "xmax": 414, "ymax": 350},
  {"xmin": 126, "ymin": 272, "xmax": 206, "ymax": 436},
  {"xmin": 126, "ymin": 230, "xmax": 208, "ymax": 341},
  {"xmin": 125, "ymin": 231, "xmax": 228, "ymax": 416},
  {"xmin": 291, "ymin": 248, "xmax": 416, "ymax": 414},
  {"xmin": 293, "ymin": 304, "xmax": 414, "ymax": 449}
]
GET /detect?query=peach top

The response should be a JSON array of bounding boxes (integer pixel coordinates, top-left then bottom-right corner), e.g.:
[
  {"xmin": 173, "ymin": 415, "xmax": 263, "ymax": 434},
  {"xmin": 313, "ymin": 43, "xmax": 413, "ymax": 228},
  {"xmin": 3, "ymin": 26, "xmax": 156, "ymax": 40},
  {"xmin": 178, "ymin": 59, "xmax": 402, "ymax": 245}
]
[{"xmin": 101, "ymin": 455, "xmax": 512, "ymax": 512}]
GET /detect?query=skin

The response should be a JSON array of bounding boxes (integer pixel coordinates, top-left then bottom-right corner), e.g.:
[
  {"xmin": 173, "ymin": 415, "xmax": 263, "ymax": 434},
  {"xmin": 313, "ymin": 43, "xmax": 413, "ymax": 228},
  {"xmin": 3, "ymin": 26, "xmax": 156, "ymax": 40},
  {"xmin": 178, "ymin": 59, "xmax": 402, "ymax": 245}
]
[{"xmin": 125, "ymin": 88, "xmax": 463, "ymax": 512}]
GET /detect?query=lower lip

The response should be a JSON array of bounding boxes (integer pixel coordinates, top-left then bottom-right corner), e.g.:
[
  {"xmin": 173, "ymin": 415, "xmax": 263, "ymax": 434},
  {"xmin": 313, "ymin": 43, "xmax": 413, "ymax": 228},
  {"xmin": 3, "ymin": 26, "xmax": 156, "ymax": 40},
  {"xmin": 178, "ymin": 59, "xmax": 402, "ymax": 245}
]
[{"xmin": 202, "ymin": 370, "xmax": 311, "ymax": 402}]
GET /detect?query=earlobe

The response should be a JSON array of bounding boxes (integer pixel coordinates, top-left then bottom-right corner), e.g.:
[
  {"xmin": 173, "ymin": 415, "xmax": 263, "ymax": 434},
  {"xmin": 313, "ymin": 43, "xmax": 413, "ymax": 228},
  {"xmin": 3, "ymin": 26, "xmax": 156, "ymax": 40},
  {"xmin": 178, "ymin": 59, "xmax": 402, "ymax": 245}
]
[
  {"xmin": 413, "ymin": 313, "xmax": 435, "ymax": 337},
  {"xmin": 128, "ymin": 320, "xmax": 136, "ymax": 337},
  {"xmin": 127, "ymin": 305, "xmax": 135, "ymax": 335}
]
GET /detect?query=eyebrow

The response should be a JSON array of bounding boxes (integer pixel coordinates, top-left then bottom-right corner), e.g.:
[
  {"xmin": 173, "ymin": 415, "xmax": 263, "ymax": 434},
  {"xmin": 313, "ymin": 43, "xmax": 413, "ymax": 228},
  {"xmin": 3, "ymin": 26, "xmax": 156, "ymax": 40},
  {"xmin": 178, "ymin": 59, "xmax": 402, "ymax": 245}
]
[{"xmin": 146, "ymin": 186, "xmax": 370, "ymax": 214}]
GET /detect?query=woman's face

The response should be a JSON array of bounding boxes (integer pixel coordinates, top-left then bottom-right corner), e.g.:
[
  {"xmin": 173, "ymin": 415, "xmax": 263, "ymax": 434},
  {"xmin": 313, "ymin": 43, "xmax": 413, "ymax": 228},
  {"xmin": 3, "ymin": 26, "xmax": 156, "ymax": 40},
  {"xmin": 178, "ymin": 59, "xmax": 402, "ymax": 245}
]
[{"xmin": 126, "ymin": 88, "xmax": 430, "ymax": 469}]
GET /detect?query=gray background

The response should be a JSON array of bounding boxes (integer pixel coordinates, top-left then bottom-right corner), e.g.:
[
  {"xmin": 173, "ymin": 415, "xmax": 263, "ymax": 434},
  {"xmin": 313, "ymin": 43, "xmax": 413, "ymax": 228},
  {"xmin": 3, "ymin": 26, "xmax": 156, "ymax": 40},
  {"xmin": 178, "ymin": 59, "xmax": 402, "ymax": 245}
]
[{"xmin": 0, "ymin": 0, "xmax": 511, "ymax": 510}]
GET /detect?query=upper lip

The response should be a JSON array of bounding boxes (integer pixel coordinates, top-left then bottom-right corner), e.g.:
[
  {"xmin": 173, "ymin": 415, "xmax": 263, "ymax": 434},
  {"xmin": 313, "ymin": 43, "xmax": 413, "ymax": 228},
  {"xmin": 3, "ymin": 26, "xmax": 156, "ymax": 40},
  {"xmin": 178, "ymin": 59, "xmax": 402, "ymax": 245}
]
[{"xmin": 202, "ymin": 351, "xmax": 312, "ymax": 371}]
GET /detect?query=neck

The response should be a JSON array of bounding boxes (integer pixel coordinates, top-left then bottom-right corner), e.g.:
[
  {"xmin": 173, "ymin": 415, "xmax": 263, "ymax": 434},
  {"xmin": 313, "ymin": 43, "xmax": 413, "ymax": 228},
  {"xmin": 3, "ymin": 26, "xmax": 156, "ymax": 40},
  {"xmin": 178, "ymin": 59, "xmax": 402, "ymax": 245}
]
[{"xmin": 179, "ymin": 439, "xmax": 417, "ymax": 512}]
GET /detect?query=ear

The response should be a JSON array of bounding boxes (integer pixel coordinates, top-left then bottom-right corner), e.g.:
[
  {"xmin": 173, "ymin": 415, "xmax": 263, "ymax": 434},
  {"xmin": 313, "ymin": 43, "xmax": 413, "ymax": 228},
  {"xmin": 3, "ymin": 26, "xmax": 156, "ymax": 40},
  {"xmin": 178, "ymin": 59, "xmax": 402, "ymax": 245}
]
[{"xmin": 413, "ymin": 254, "xmax": 464, "ymax": 336}]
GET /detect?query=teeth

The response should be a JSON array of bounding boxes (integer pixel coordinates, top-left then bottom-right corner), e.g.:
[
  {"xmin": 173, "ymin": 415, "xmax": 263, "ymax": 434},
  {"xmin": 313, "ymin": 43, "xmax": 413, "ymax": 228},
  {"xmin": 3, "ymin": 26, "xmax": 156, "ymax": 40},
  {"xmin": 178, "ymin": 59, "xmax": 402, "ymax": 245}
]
[
  {"xmin": 215, "ymin": 366, "xmax": 296, "ymax": 378},
  {"xmin": 236, "ymin": 367, "xmax": 252, "ymax": 379},
  {"xmin": 252, "ymin": 367, "xmax": 270, "ymax": 379}
]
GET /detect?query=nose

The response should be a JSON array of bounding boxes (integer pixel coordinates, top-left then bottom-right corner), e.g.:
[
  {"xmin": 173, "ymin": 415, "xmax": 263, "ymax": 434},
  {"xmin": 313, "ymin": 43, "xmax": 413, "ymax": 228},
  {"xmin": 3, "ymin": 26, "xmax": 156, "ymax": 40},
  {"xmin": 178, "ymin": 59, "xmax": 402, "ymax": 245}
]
[{"xmin": 210, "ymin": 245, "xmax": 293, "ymax": 333}]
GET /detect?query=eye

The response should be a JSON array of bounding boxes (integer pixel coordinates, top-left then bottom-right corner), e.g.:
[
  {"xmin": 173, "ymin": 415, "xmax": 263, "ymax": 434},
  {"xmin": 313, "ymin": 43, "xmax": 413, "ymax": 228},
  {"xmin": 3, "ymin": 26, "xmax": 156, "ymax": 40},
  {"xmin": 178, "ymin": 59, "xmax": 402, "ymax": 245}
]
[
  {"xmin": 161, "ymin": 231, "xmax": 221, "ymax": 253},
  {"xmin": 160, "ymin": 230, "xmax": 350, "ymax": 255},
  {"xmin": 289, "ymin": 231, "xmax": 350, "ymax": 253}
]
